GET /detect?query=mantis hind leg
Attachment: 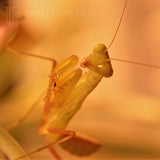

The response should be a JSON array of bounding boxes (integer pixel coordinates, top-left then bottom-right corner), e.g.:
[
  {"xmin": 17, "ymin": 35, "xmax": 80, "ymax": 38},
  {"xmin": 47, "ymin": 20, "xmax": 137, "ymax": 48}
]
[
  {"xmin": 47, "ymin": 127, "xmax": 75, "ymax": 160},
  {"xmin": 44, "ymin": 128, "xmax": 75, "ymax": 160},
  {"xmin": 48, "ymin": 147, "xmax": 62, "ymax": 160},
  {"xmin": 47, "ymin": 128, "xmax": 76, "ymax": 143}
]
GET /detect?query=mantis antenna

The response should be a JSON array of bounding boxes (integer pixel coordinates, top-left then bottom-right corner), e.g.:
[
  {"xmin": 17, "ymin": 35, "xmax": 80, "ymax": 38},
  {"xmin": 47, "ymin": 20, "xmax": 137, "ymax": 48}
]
[
  {"xmin": 107, "ymin": 58, "xmax": 160, "ymax": 69},
  {"xmin": 106, "ymin": 0, "xmax": 160, "ymax": 69},
  {"xmin": 107, "ymin": 0, "xmax": 128, "ymax": 49}
]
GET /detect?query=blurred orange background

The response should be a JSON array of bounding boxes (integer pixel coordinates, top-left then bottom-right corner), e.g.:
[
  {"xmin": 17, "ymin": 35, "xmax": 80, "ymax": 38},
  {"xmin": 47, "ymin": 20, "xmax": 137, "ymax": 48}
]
[{"xmin": 0, "ymin": 0, "xmax": 160, "ymax": 159}]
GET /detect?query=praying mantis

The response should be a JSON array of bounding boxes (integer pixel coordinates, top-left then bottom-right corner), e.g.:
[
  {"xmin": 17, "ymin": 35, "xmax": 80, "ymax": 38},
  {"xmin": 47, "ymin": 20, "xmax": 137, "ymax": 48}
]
[{"xmin": 0, "ymin": 0, "xmax": 160, "ymax": 160}]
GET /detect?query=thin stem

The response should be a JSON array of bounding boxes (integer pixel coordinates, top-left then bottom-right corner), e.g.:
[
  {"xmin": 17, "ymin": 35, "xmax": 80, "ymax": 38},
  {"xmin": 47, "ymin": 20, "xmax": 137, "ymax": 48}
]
[{"xmin": 0, "ymin": 127, "xmax": 31, "ymax": 160}]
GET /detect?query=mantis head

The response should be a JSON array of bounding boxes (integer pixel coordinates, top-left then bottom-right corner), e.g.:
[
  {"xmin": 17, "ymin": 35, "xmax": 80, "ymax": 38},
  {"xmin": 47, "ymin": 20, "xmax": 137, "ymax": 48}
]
[{"xmin": 80, "ymin": 44, "xmax": 113, "ymax": 77}]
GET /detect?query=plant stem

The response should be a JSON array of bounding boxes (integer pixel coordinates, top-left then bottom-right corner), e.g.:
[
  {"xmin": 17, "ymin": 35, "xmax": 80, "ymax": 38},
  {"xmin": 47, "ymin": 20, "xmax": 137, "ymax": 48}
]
[{"xmin": 0, "ymin": 127, "xmax": 31, "ymax": 160}]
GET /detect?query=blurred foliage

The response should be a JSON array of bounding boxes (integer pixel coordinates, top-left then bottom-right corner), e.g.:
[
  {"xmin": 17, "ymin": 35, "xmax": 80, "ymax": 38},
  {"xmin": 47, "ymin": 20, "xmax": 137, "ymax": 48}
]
[
  {"xmin": 0, "ymin": 0, "xmax": 160, "ymax": 160},
  {"xmin": 0, "ymin": 49, "xmax": 23, "ymax": 101}
]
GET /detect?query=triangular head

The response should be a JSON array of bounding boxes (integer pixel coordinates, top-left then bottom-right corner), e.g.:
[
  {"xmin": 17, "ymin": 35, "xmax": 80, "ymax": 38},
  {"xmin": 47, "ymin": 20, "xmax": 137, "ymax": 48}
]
[{"xmin": 80, "ymin": 43, "xmax": 113, "ymax": 77}]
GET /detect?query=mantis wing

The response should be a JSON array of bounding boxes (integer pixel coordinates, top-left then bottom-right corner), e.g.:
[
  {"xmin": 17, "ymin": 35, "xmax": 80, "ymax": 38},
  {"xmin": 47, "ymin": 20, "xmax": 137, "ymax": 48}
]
[{"xmin": 59, "ymin": 132, "xmax": 101, "ymax": 156}]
